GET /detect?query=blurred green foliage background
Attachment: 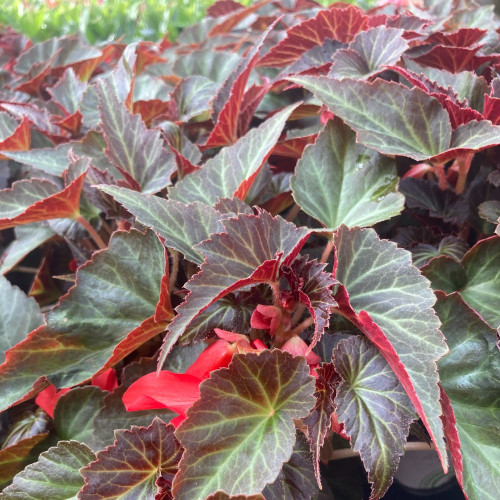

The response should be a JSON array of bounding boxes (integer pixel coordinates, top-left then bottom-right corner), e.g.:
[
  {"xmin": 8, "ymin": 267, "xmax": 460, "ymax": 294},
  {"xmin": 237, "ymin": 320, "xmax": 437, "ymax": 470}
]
[{"xmin": 0, "ymin": 0, "xmax": 378, "ymax": 44}]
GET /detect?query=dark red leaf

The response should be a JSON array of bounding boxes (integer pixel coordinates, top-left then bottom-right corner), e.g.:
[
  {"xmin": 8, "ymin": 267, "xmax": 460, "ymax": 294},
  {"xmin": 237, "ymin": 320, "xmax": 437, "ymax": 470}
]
[
  {"xmin": 207, "ymin": 0, "xmax": 244, "ymax": 17},
  {"xmin": 208, "ymin": 0, "xmax": 271, "ymax": 36},
  {"xmin": 0, "ymin": 117, "xmax": 30, "ymax": 159}
]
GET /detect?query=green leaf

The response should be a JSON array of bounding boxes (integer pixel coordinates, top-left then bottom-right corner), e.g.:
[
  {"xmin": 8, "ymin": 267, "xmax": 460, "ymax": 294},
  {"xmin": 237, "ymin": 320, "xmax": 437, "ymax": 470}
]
[
  {"xmin": 171, "ymin": 75, "xmax": 218, "ymax": 122},
  {"xmin": 291, "ymin": 118, "xmax": 404, "ymax": 230},
  {"xmin": 0, "ymin": 223, "xmax": 55, "ymax": 275},
  {"xmin": 98, "ymin": 81, "xmax": 176, "ymax": 194},
  {"xmin": 0, "ymin": 275, "xmax": 44, "ymax": 364},
  {"xmin": 158, "ymin": 211, "xmax": 310, "ymax": 368},
  {"xmin": 47, "ymin": 67, "xmax": 87, "ymax": 114},
  {"xmin": 330, "ymin": 27, "xmax": 408, "ymax": 79},
  {"xmin": 79, "ymin": 418, "xmax": 182, "ymax": 500},
  {"xmin": 333, "ymin": 226, "xmax": 448, "ymax": 468},
  {"xmin": 290, "ymin": 76, "xmax": 451, "ymax": 160},
  {"xmin": 0, "ymin": 441, "xmax": 96, "ymax": 500},
  {"xmin": 169, "ymin": 104, "xmax": 300, "ymax": 206},
  {"xmin": 334, "ymin": 335, "xmax": 416, "ymax": 499},
  {"xmin": 435, "ymin": 293, "xmax": 500, "ymax": 500},
  {"xmin": 0, "ymin": 229, "xmax": 166, "ymax": 410},
  {"xmin": 460, "ymin": 236, "xmax": 500, "ymax": 329},
  {"xmin": 262, "ymin": 431, "xmax": 319, "ymax": 500},
  {"xmin": 421, "ymin": 255, "xmax": 467, "ymax": 294},
  {"xmin": 53, "ymin": 386, "xmax": 107, "ymax": 445},
  {"xmin": 172, "ymin": 350, "xmax": 316, "ymax": 499},
  {"xmin": 97, "ymin": 185, "xmax": 223, "ymax": 265}
]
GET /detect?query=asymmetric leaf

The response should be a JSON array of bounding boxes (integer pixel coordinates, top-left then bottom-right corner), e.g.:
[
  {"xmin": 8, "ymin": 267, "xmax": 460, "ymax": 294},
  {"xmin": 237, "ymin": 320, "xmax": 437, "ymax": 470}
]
[
  {"xmin": 0, "ymin": 229, "xmax": 166, "ymax": 410},
  {"xmin": 334, "ymin": 335, "xmax": 416, "ymax": 499},
  {"xmin": 158, "ymin": 211, "xmax": 310, "ymax": 368},
  {"xmin": 172, "ymin": 350, "xmax": 316, "ymax": 499},
  {"xmin": 291, "ymin": 118, "xmax": 404, "ymax": 230},
  {"xmin": 436, "ymin": 293, "xmax": 500, "ymax": 500},
  {"xmin": 169, "ymin": 104, "xmax": 299, "ymax": 205},
  {"xmin": 0, "ymin": 441, "xmax": 95, "ymax": 500},
  {"xmin": 333, "ymin": 226, "xmax": 448, "ymax": 468},
  {"xmin": 97, "ymin": 185, "xmax": 223, "ymax": 265},
  {"xmin": 79, "ymin": 418, "xmax": 182, "ymax": 500}
]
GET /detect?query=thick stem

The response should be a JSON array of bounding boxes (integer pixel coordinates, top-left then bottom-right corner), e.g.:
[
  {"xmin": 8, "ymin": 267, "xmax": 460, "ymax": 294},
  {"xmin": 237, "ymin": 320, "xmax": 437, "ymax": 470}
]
[
  {"xmin": 285, "ymin": 203, "xmax": 301, "ymax": 223},
  {"xmin": 270, "ymin": 281, "xmax": 282, "ymax": 308},
  {"xmin": 320, "ymin": 239, "xmax": 334, "ymax": 264},
  {"xmin": 433, "ymin": 162, "xmax": 448, "ymax": 191},
  {"xmin": 455, "ymin": 152, "xmax": 474, "ymax": 194},
  {"xmin": 75, "ymin": 215, "xmax": 107, "ymax": 250},
  {"xmin": 286, "ymin": 316, "xmax": 314, "ymax": 337},
  {"xmin": 169, "ymin": 249, "xmax": 180, "ymax": 293},
  {"xmin": 329, "ymin": 441, "xmax": 436, "ymax": 461}
]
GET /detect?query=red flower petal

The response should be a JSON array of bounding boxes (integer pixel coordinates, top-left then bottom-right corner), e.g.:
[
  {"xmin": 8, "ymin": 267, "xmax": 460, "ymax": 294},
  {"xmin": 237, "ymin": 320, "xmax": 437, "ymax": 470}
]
[
  {"xmin": 122, "ymin": 371, "xmax": 202, "ymax": 415},
  {"xmin": 250, "ymin": 304, "xmax": 283, "ymax": 335},
  {"xmin": 281, "ymin": 336, "xmax": 321, "ymax": 366},
  {"xmin": 35, "ymin": 385, "xmax": 71, "ymax": 418},
  {"xmin": 91, "ymin": 368, "xmax": 118, "ymax": 392},
  {"xmin": 186, "ymin": 339, "xmax": 234, "ymax": 380}
]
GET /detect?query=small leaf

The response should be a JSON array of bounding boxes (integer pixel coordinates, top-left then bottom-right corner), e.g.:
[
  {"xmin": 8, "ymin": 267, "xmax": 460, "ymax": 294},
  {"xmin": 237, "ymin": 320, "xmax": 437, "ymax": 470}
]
[
  {"xmin": 47, "ymin": 67, "xmax": 87, "ymax": 115},
  {"xmin": 79, "ymin": 418, "xmax": 182, "ymax": 500},
  {"xmin": 98, "ymin": 81, "xmax": 176, "ymax": 194},
  {"xmin": 97, "ymin": 186, "xmax": 223, "ymax": 265},
  {"xmin": 334, "ymin": 335, "xmax": 416, "ymax": 499},
  {"xmin": 0, "ymin": 441, "xmax": 95, "ymax": 500},
  {"xmin": 0, "ymin": 174, "xmax": 85, "ymax": 230},
  {"xmin": 170, "ymin": 75, "xmax": 218, "ymax": 122},
  {"xmin": 172, "ymin": 350, "xmax": 316, "ymax": 499},
  {"xmin": 53, "ymin": 386, "xmax": 107, "ymax": 445},
  {"xmin": 169, "ymin": 103, "xmax": 300, "ymax": 205},
  {"xmin": 333, "ymin": 226, "xmax": 449, "ymax": 469},
  {"xmin": 158, "ymin": 210, "xmax": 310, "ymax": 368},
  {"xmin": 435, "ymin": 293, "xmax": 500, "ymax": 500},
  {"xmin": 330, "ymin": 27, "xmax": 409, "ymax": 79},
  {"xmin": 0, "ymin": 275, "xmax": 44, "ymax": 363},
  {"xmin": 291, "ymin": 118, "xmax": 404, "ymax": 230}
]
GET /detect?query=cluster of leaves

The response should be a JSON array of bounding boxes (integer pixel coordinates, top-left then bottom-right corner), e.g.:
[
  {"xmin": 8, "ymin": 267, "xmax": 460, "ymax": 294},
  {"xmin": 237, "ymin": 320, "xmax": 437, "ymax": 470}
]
[{"xmin": 1, "ymin": 0, "xmax": 499, "ymax": 499}]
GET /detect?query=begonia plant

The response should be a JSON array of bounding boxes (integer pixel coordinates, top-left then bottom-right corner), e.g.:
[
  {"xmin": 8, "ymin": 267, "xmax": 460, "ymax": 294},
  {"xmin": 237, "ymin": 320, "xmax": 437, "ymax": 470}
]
[{"xmin": 0, "ymin": 0, "xmax": 499, "ymax": 499}]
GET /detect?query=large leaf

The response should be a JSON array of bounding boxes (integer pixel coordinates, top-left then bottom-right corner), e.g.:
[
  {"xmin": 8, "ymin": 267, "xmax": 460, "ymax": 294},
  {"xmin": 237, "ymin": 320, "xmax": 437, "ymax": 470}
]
[
  {"xmin": 435, "ymin": 293, "xmax": 500, "ymax": 500},
  {"xmin": 422, "ymin": 236, "xmax": 500, "ymax": 328},
  {"xmin": 172, "ymin": 350, "xmax": 316, "ymax": 499},
  {"xmin": 334, "ymin": 335, "xmax": 416, "ymax": 499},
  {"xmin": 290, "ymin": 76, "xmax": 451, "ymax": 160},
  {"xmin": 0, "ymin": 275, "xmax": 44, "ymax": 363},
  {"xmin": 169, "ymin": 104, "xmax": 299, "ymax": 205},
  {"xmin": 97, "ymin": 185, "xmax": 223, "ymax": 265},
  {"xmin": 98, "ymin": 81, "xmax": 176, "ymax": 193},
  {"xmin": 53, "ymin": 386, "xmax": 107, "ymax": 445},
  {"xmin": 0, "ymin": 229, "xmax": 166, "ymax": 410},
  {"xmin": 0, "ymin": 174, "xmax": 85, "ymax": 230},
  {"xmin": 79, "ymin": 418, "xmax": 182, "ymax": 500},
  {"xmin": 291, "ymin": 118, "xmax": 404, "ymax": 230},
  {"xmin": 333, "ymin": 226, "xmax": 449, "ymax": 468},
  {"xmin": 330, "ymin": 27, "xmax": 409, "ymax": 80},
  {"xmin": 158, "ymin": 210, "xmax": 310, "ymax": 368},
  {"xmin": 262, "ymin": 431, "xmax": 319, "ymax": 500},
  {"xmin": 0, "ymin": 441, "xmax": 95, "ymax": 500}
]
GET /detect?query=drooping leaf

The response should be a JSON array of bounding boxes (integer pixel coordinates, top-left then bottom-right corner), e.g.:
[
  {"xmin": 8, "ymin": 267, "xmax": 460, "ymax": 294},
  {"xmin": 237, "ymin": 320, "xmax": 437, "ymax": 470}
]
[
  {"xmin": 97, "ymin": 185, "xmax": 223, "ymax": 265},
  {"xmin": 333, "ymin": 225, "xmax": 449, "ymax": 469},
  {"xmin": 172, "ymin": 350, "xmax": 316, "ymax": 499},
  {"xmin": 435, "ymin": 293, "xmax": 500, "ymax": 500},
  {"xmin": 53, "ymin": 386, "xmax": 107, "ymax": 445},
  {"xmin": 0, "ymin": 441, "xmax": 96, "ymax": 500},
  {"xmin": 0, "ymin": 433, "xmax": 49, "ymax": 489},
  {"xmin": 0, "ymin": 174, "xmax": 85, "ymax": 230},
  {"xmin": 98, "ymin": 81, "xmax": 176, "ymax": 194},
  {"xmin": 258, "ymin": 5, "xmax": 367, "ymax": 67},
  {"xmin": 0, "ymin": 275, "xmax": 44, "ymax": 363},
  {"xmin": 303, "ymin": 362, "xmax": 338, "ymax": 487},
  {"xmin": 291, "ymin": 118, "xmax": 404, "ymax": 230},
  {"xmin": 289, "ymin": 76, "xmax": 451, "ymax": 160},
  {"xmin": 79, "ymin": 418, "xmax": 182, "ymax": 500},
  {"xmin": 334, "ymin": 335, "xmax": 416, "ymax": 499},
  {"xmin": 169, "ymin": 103, "xmax": 299, "ymax": 205},
  {"xmin": 262, "ymin": 431, "xmax": 319, "ymax": 500},
  {"xmin": 330, "ymin": 27, "xmax": 409, "ymax": 80},
  {"xmin": 411, "ymin": 236, "xmax": 469, "ymax": 268},
  {"xmin": 158, "ymin": 210, "xmax": 310, "ymax": 368},
  {"xmin": 0, "ymin": 229, "xmax": 166, "ymax": 411}
]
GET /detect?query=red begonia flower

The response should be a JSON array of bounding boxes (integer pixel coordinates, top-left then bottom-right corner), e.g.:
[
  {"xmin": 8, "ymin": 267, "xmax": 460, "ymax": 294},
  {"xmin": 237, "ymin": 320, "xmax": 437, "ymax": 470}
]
[
  {"xmin": 122, "ymin": 339, "xmax": 237, "ymax": 426},
  {"xmin": 250, "ymin": 304, "xmax": 291, "ymax": 336},
  {"xmin": 91, "ymin": 368, "xmax": 118, "ymax": 392},
  {"xmin": 35, "ymin": 385, "xmax": 71, "ymax": 418}
]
